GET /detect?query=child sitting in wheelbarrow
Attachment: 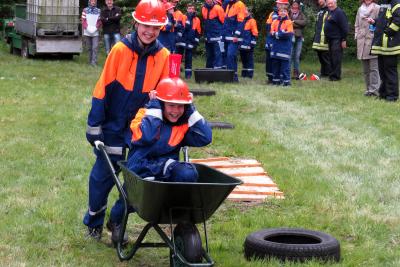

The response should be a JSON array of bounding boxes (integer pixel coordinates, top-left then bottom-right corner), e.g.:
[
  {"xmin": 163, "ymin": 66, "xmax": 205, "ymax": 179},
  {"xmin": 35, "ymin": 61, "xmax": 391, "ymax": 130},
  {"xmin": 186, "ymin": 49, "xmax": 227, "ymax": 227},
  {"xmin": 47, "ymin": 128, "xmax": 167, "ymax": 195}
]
[{"xmin": 126, "ymin": 77, "xmax": 212, "ymax": 182}]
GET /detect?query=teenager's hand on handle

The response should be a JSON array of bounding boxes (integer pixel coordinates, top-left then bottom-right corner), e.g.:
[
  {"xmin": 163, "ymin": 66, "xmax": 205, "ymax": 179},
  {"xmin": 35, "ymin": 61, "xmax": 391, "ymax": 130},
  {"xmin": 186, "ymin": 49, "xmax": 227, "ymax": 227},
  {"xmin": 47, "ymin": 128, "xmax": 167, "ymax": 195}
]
[{"xmin": 94, "ymin": 140, "xmax": 104, "ymax": 150}]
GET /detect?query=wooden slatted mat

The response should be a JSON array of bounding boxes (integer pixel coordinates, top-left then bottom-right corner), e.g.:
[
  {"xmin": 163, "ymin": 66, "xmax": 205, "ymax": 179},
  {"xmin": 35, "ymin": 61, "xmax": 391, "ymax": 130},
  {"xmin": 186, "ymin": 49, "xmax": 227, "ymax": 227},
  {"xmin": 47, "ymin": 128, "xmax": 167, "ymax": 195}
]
[{"xmin": 191, "ymin": 157, "xmax": 284, "ymax": 201}]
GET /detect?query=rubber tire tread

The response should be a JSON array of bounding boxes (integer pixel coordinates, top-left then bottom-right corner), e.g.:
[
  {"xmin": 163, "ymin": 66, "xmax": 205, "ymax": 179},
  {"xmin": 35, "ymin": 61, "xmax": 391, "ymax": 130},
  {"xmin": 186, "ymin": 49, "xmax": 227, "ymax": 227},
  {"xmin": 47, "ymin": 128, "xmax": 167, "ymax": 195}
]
[
  {"xmin": 209, "ymin": 121, "xmax": 234, "ymax": 129},
  {"xmin": 173, "ymin": 223, "xmax": 203, "ymax": 264},
  {"xmin": 244, "ymin": 228, "xmax": 340, "ymax": 263},
  {"xmin": 191, "ymin": 89, "xmax": 216, "ymax": 96}
]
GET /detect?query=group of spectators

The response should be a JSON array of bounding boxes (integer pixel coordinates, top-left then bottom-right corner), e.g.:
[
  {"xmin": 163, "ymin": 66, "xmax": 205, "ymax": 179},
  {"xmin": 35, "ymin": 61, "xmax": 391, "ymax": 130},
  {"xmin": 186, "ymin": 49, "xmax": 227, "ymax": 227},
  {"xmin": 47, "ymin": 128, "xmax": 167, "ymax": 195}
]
[
  {"xmin": 81, "ymin": 0, "xmax": 121, "ymax": 66},
  {"xmin": 80, "ymin": 0, "xmax": 400, "ymax": 95}
]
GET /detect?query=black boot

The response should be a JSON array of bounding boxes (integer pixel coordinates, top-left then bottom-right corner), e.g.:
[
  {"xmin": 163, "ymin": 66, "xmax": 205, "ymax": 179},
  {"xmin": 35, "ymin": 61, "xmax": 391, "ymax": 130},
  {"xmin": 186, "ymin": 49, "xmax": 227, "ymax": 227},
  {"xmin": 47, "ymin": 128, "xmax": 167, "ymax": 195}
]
[
  {"xmin": 106, "ymin": 220, "xmax": 129, "ymax": 245},
  {"xmin": 87, "ymin": 226, "xmax": 103, "ymax": 241}
]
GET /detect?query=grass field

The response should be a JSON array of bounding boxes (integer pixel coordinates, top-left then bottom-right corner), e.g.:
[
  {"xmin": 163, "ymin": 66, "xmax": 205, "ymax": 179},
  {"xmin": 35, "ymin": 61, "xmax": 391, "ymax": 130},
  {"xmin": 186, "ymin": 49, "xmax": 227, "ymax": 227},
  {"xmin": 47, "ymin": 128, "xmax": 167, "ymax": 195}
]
[{"xmin": 1, "ymin": 43, "xmax": 399, "ymax": 267}]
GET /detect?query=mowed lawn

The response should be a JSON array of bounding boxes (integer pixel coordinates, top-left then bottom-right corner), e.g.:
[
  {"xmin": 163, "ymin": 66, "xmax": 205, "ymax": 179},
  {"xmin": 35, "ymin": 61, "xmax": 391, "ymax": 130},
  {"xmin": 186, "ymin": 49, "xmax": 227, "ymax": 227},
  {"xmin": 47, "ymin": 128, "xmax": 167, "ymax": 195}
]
[{"xmin": 1, "ymin": 43, "xmax": 399, "ymax": 267}]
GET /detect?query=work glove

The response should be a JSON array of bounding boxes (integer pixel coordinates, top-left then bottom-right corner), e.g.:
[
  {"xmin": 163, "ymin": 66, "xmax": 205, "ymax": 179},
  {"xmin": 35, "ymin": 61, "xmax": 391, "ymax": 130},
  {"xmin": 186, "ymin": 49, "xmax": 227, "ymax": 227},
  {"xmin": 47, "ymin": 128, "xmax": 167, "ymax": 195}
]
[
  {"xmin": 94, "ymin": 140, "xmax": 104, "ymax": 150},
  {"xmin": 86, "ymin": 130, "xmax": 104, "ymax": 147}
]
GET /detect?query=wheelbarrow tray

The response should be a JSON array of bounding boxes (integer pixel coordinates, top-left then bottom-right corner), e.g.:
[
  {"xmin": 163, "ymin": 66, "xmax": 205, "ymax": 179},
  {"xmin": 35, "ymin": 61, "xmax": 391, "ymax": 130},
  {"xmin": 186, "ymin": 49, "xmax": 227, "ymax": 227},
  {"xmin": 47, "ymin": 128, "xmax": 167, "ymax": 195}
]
[{"xmin": 118, "ymin": 161, "xmax": 242, "ymax": 224}]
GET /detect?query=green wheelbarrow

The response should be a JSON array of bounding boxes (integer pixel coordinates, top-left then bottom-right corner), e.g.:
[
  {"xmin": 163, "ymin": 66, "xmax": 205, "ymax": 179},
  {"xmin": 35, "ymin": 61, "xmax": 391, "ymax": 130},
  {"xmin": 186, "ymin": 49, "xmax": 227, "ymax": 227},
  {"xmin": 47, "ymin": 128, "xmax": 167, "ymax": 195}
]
[{"xmin": 97, "ymin": 144, "xmax": 242, "ymax": 266}]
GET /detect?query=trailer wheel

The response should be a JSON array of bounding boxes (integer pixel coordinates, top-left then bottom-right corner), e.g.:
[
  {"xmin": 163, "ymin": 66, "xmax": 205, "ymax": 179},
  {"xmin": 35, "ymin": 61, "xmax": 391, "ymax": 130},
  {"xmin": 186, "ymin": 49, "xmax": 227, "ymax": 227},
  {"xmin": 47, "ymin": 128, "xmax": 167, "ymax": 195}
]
[
  {"xmin": 170, "ymin": 223, "xmax": 202, "ymax": 266},
  {"xmin": 21, "ymin": 40, "xmax": 29, "ymax": 58},
  {"xmin": 244, "ymin": 228, "xmax": 340, "ymax": 263}
]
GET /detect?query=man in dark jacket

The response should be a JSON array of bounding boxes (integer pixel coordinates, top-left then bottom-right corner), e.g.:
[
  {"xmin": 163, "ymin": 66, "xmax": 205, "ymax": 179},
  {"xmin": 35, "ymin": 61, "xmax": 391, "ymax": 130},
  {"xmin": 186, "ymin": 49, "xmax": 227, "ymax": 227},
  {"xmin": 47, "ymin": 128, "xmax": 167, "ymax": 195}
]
[
  {"xmin": 371, "ymin": 0, "xmax": 400, "ymax": 102},
  {"xmin": 100, "ymin": 0, "xmax": 121, "ymax": 54},
  {"xmin": 324, "ymin": 0, "xmax": 348, "ymax": 81}
]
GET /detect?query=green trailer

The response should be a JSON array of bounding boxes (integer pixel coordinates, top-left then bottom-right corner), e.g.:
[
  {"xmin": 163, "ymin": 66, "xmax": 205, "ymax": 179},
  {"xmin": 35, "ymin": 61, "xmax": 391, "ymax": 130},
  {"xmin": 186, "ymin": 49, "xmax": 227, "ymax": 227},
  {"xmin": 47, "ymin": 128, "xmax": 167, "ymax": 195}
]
[{"xmin": 8, "ymin": 0, "xmax": 82, "ymax": 58}]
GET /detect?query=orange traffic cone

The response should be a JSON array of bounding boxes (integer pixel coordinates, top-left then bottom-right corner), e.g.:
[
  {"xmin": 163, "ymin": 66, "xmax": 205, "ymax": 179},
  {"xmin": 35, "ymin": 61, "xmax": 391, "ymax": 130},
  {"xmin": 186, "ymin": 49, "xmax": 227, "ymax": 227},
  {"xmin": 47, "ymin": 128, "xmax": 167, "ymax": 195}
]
[{"xmin": 310, "ymin": 74, "xmax": 320, "ymax": 81}]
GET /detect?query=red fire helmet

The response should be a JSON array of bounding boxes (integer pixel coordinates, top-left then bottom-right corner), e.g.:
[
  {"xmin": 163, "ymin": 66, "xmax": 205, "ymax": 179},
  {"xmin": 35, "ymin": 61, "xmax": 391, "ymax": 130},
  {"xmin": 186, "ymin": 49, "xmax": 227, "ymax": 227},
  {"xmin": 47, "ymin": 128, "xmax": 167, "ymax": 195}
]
[
  {"xmin": 132, "ymin": 0, "xmax": 168, "ymax": 26},
  {"xmin": 156, "ymin": 77, "xmax": 193, "ymax": 104}
]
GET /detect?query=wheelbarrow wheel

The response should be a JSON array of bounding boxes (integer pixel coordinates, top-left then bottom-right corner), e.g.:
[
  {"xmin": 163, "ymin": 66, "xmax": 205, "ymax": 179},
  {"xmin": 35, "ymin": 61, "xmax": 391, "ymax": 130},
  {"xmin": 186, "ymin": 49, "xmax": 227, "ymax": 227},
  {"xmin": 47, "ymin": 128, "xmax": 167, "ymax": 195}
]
[{"xmin": 170, "ymin": 222, "xmax": 203, "ymax": 266}]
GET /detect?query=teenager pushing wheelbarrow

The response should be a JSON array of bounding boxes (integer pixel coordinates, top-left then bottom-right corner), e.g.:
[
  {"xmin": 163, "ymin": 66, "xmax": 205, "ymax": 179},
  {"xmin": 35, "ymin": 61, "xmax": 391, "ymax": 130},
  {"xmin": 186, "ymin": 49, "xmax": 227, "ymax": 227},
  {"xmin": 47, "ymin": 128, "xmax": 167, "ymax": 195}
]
[{"xmin": 95, "ymin": 77, "xmax": 242, "ymax": 266}]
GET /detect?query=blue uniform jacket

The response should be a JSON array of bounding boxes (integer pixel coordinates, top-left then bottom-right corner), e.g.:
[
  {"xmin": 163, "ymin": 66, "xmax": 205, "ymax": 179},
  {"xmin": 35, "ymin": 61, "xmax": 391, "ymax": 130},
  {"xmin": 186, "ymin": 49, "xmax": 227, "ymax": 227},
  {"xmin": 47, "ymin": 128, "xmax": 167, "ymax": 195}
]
[
  {"xmin": 86, "ymin": 32, "xmax": 170, "ymax": 155},
  {"xmin": 126, "ymin": 99, "xmax": 212, "ymax": 178}
]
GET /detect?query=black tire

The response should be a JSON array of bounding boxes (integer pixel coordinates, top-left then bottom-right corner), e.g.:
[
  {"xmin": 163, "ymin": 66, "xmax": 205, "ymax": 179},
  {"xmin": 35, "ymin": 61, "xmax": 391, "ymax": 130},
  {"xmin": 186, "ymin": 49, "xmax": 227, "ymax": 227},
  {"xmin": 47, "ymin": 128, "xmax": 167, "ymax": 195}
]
[
  {"xmin": 191, "ymin": 89, "xmax": 216, "ymax": 96},
  {"xmin": 21, "ymin": 39, "xmax": 29, "ymax": 58},
  {"xmin": 209, "ymin": 121, "xmax": 234, "ymax": 129},
  {"xmin": 244, "ymin": 228, "xmax": 340, "ymax": 263},
  {"xmin": 170, "ymin": 223, "xmax": 202, "ymax": 266}
]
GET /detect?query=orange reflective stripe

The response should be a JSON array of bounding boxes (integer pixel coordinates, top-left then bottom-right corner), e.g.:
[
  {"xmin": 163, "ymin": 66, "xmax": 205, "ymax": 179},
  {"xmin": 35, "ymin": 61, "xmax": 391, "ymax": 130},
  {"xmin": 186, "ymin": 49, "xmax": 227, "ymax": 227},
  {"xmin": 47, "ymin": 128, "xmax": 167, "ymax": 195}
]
[
  {"xmin": 142, "ymin": 48, "xmax": 170, "ymax": 93},
  {"xmin": 131, "ymin": 108, "xmax": 146, "ymax": 141},
  {"xmin": 168, "ymin": 124, "xmax": 189, "ymax": 146}
]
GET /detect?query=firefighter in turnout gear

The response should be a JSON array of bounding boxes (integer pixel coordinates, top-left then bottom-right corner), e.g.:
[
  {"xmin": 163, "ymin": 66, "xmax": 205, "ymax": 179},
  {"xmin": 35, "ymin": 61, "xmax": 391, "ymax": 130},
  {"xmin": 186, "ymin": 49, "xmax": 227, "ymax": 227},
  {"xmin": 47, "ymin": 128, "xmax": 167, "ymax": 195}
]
[
  {"xmin": 371, "ymin": 0, "xmax": 400, "ymax": 101},
  {"xmin": 84, "ymin": 0, "xmax": 170, "ymax": 243},
  {"xmin": 312, "ymin": 0, "xmax": 332, "ymax": 77}
]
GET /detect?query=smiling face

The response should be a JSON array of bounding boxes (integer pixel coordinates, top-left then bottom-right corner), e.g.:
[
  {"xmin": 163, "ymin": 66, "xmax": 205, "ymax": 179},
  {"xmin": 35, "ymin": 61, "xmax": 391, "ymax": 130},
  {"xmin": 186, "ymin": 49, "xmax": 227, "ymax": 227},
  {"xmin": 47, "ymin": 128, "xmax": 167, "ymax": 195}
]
[
  {"xmin": 136, "ymin": 23, "xmax": 161, "ymax": 45},
  {"xmin": 163, "ymin": 102, "xmax": 185, "ymax": 123}
]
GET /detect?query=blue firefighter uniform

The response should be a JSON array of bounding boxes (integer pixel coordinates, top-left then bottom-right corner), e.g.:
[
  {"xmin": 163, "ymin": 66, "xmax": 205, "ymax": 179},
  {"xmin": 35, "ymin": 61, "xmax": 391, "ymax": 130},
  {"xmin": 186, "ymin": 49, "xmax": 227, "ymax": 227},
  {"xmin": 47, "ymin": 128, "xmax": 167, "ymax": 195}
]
[
  {"xmin": 270, "ymin": 14, "xmax": 294, "ymax": 86},
  {"xmin": 223, "ymin": 0, "xmax": 246, "ymax": 81},
  {"xmin": 239, "ymin": 15, "xmax": 258, "ymax": 78},
  {"xmin": 175, "ymin": 13, "xmax": 201, "ymax": 79},
  {"xmin": 84, "ymin": 32, "xmax": 170, "ymax": 229},
  {"xmin": 202, "ymin": 2, "xmax": 225, "ymax": 68},
  {"xmin": 265, "ymin": 8, "xmax": 279, "ymax": 82},
  {"xmin": 158, "ymin": 12, "xmax": 176, "ymax": 52},
  {"xmin": 127, "ymin": 99, "xmax": 212, "ymax": 181},
  {"xmin": 371, "ymin": 0, "xmax": 400, "ymax": 101}
]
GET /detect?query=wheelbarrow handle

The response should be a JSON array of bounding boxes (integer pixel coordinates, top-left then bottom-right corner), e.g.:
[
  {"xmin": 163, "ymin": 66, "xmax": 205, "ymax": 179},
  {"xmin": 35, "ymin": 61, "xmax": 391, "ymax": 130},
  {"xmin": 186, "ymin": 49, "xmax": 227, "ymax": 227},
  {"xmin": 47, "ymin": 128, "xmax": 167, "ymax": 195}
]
[{"xmin": 95, "ymin": 143, "xmax": 128, "ymax": 202}]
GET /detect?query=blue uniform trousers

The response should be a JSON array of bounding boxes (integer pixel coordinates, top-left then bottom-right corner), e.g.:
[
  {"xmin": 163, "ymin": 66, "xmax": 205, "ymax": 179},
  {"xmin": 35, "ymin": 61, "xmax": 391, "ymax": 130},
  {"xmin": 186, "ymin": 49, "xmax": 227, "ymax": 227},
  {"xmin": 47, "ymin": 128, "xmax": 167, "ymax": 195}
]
[
  {"xmin": 83, "ymin": 149, "xmax": 126, "ymax": 228},
  {"xmin": 240, "ymin": 49, "xmax": 254, "ymax": 78},
  {"xmin": 271, "ymin": 58, "xmax": 291, "ymax": 86},
  {"xmin": 224, "ymin": 41, "xmax": 239, "ymax": 81},
  {"xmin": 205, "ymin": 42, "xmax": 223, "ymax": 68},
  {"xmin": 176, "ymin": 46, "xmax": 193, "ymax": 79},
  {"xmin": 265, "ymin": 49, "xmax": 273, "ymax": 82}
]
